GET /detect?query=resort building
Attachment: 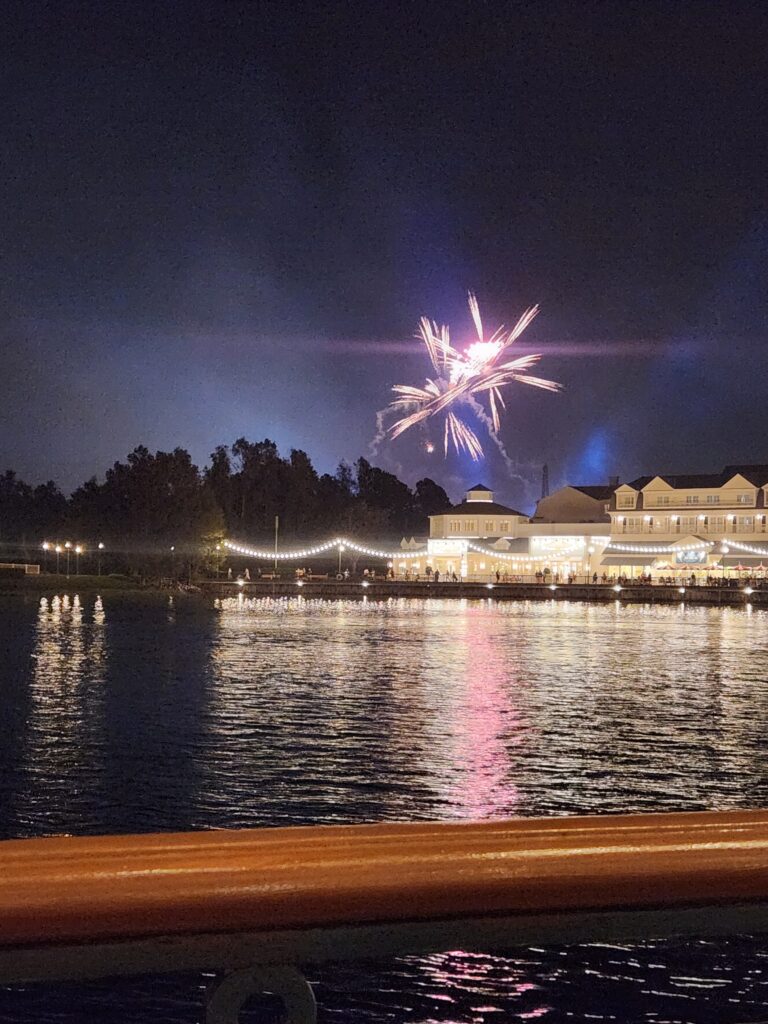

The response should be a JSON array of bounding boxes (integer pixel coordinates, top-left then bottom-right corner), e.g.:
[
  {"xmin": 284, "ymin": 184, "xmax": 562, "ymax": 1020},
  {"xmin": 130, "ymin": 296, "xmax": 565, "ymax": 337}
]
[
  {"xmin": 395, "ymin": 465, "xmax": 768, "ymax": 580},
  {"xmin": 604, "ymin": 465, "xmax": 768, "ymax": 576},
  {"xmin": 398, "ymin": 484, "xmax": 612, "ymax": 580},
  {"xmin": 532, "ymin": 482, "xmax": 614, "ymax": 524}
]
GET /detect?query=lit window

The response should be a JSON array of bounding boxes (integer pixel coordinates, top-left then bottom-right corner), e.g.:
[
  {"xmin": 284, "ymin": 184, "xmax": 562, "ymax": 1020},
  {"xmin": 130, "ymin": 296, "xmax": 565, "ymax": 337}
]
[
  {"xmin": 736, "ymin": 493, "xmax": 752, "ymax": 505},
  {"xmin": 706, "ymin": 495, "xmax": 720, "ymax": 504},
  {"xmin": 686, "ymin": 496, "xmax": 700, "ymax": 504},
  {"xmin": 656, "ymin": 495, "xmax": 670, "ymax": 505}
]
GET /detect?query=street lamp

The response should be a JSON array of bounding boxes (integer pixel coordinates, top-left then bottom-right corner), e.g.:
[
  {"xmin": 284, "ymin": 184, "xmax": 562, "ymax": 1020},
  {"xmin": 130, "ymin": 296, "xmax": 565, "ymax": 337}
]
[
  {"xmin": 97, "ymin": 542, "xmax": 105, "ymax": 576},
  {"xmin": 64, "ymin": 541, "xmax": 72, "ymax": 577},
  {"xmin": 54, "ymin": 545, "xmax": 62, "ymax": 573},
  {"xmin": 74, "ymin": 545, "xmax": 83, "ymax": 574}
]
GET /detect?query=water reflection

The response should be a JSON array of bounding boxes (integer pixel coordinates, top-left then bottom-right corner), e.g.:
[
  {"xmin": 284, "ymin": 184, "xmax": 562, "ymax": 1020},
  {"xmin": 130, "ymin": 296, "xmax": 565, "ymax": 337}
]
[
  {"xmin": 98, "ymin": 594, "xmax": 218, "ymax": 834},
  {"xmin": 1, "ymin": 596, "xmax": 768, "ymax": 1022},
  {"xmin": 10, "ymin": 595, "xmax": 107, "ymax": 834}
]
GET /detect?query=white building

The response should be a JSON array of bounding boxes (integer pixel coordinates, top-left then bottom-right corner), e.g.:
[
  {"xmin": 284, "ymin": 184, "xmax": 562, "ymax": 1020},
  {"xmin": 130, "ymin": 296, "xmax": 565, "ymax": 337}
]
[
  {"xmin": 604, "ymin": 465, "xmax": 768, "ymax": 576},
  {"xmin": 396, "ymin": 483, "xmax": 611, "ymax": 580},
  {"xmin": 532, "ymin": 483, "xmax": 614, "ymax": 524}
]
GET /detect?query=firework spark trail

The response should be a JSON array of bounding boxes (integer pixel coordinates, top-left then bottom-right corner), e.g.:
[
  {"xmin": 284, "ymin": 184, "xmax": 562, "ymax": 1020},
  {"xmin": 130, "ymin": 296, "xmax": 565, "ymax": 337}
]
[
  {"xmin": 369, "ymin": 407, "xmax": 389, "ymax": 455},
  {"xmin": 464, "ymin": 393, "xmax": 523, "ymax": 478},
  {"xmin": 381, "ymin": 292, "xmax": 560, "ymax": 461}
]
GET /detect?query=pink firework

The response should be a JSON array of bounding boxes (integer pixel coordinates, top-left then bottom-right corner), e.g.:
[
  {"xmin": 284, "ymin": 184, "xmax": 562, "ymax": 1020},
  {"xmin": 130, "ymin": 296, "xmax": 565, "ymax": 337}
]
[{"xmin": 388, "ymin": 293, "xmax": 560, "ymax": 460}]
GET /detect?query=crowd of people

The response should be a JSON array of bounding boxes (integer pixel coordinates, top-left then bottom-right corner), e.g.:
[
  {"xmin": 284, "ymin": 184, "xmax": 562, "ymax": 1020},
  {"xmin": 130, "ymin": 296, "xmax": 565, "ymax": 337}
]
[{"xmin": 223, "ymin": 564, "xmax": 767, "ymax": 588}]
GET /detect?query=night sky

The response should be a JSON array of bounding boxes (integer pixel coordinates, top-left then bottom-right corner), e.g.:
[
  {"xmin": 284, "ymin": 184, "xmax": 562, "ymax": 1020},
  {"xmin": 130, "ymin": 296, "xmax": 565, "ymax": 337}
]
[{"xmin": 3, "ymin": 1, "xmax": 767, "ymax": 510}]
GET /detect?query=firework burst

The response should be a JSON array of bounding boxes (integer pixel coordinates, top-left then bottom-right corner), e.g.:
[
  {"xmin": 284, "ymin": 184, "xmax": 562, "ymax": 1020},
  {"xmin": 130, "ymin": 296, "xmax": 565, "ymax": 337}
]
[{"xmin": 387, "ymin": 293, "xmax": 560, "ymax": 460}]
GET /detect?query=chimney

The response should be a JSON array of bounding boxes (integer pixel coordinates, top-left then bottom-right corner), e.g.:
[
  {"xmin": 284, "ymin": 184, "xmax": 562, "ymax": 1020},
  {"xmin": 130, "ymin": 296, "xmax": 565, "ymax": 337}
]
[{"xmin": 541, "ymin": 464, "xmax": 550, "ymax": 499}]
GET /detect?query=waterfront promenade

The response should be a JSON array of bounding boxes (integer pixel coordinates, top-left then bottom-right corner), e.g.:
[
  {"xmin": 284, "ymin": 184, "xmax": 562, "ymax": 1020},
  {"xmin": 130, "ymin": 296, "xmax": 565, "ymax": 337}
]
[{"xmin": 203, "ymin": 577, "xmax": 768, "ymax": 607}]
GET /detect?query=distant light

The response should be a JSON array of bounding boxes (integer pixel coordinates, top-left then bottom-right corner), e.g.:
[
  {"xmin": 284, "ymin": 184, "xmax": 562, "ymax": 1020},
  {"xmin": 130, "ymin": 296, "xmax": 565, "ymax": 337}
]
[
  {"xmin": 42, "ymin": 542, "xmax": 50, "ymax": 550},
  {"xmin": 744, "ymin": 587, "xmax": 754, "ymax": 595},
  {"xmin": 237, "ymin": 579, "xmax": 245, "ymax": 587},
  {"xmin": 55, "ymin": 545, "xmax": 62, "ymax": 553},
  {"xmin": 64, "ymin": 541, "xmax": 71, "ymax": 549},
  {"xmin": 170, "ymin": 546, "xmax": 175, "ymax": 551},
  {"xmin": 486, "ymin": 583, "xmax": 494, "ymax": 590},
  {"xmin": 361, "ymin": 580, "xmax": 369, "ymax": 588},
  {"xmin": 613, "ymin": 584, "xmax": 622, "ymax": 593},
  {"xmin": 74, "ymin": 545, "xmax": 83, "ymax": 554},
  {"xmin": 679, "ymin": 587, "xmax": 686, "ymax": 595},
  {"xmin": 549, "ymin": 584, "xmax": 557, "ymax": 591},
  {"xmin": 98, "ymin": 542, "xmax": 105, "ymax": 550},
  {"xmin": 722, "ymin": 545, "xmax": 730, "ymax": 554},
  {"xmin": 296, "ymin": 580, "xmax": 304, "ymax": 587}
]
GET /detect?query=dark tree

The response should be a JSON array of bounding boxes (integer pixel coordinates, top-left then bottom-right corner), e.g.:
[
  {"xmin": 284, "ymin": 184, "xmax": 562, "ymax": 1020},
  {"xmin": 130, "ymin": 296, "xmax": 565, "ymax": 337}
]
[{"xmin": 413, "ymin": 478, "xmax": 451, "ymax": 519}]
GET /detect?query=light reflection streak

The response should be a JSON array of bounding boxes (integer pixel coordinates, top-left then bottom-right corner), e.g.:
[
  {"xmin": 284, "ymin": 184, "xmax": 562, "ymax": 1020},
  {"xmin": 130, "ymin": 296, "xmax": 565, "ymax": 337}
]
[{"xmin": 17, "ymin": 595, "xmax": 107, "ymax": 833}]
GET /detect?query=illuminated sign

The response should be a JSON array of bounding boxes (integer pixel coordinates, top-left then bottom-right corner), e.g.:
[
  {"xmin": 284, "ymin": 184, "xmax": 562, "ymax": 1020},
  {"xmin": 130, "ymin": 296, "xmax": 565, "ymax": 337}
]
[{"xmin": 428, "ymin": 539, "xmax": 468, "ymax": 556}]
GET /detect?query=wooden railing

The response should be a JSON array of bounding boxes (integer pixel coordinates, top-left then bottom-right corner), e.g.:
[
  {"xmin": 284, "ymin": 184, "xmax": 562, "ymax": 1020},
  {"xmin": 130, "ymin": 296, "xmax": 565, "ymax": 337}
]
[{"xmin": 2, "ymin": 810, "xmax": 768, "ymax": 1022}]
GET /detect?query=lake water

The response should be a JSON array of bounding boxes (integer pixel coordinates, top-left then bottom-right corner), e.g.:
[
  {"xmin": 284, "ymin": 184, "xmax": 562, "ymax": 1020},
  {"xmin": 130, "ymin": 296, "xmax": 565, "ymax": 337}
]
[{"xmin": 1, "ymin": 592, "xmax": 768, "ymax": 1022}]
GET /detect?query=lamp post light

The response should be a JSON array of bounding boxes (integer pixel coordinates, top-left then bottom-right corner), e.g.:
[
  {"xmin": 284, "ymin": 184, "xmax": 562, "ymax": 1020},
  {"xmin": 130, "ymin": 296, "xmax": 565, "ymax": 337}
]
[
  {"xmin": 54, "ymin": 545, "xmax": 62, "ymax": 573},
  {"xmin": 64, "ymin": 541, "xmax": 72, "ymax": 577},
  {"xmin": 338, "ymin": 544, "xmax": 345, "ymax": 576},
  {"xmin": 42, "ymin": 541, "xmax": 50, "ymax": 572},
  {"xmin": 74, "ymin": 545, "xmax": 83, "ymax": 574},
  {"xmin": 97, "ymin": 542, "xmax": 105, "ymax": 576}
]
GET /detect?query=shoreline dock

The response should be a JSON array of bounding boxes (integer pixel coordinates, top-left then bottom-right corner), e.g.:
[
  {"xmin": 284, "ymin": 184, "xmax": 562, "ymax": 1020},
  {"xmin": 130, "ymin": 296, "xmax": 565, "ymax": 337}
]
[{"xmin": 201, "ymin": 579, "xmax": 768, "ymax": 607}]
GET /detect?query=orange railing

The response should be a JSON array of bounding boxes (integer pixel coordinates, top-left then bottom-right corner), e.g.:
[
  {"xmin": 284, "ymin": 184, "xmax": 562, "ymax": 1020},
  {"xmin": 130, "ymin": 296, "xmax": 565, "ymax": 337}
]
[{"xmin": 2, "ymin": 810, "xmax": 768, "ymax": 1021}]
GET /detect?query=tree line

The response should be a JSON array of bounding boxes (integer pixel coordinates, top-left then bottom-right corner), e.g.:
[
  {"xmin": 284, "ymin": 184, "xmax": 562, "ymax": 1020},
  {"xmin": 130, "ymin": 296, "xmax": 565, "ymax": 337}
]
[{"xmin": 0, "ymin": 439, "xmax": 451, "ymax": 574}]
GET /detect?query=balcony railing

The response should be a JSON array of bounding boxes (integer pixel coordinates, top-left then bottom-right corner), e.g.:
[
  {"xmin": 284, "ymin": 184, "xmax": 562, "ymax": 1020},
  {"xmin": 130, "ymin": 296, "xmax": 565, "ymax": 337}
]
[{"xmin": 2, "ymin": 810, "xmax": 768, "ymax": 1022}]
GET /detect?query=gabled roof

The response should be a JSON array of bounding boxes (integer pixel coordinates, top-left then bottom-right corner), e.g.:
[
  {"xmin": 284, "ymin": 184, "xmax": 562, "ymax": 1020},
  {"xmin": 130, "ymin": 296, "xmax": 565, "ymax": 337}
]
[
  {"xmin": 468, "ymin": 482, "xmax": 492, "ymax": 491},
  {"xmin": 627, "ymin": 465, "xmax": 768, "ymax": 490},
  {"xmin": 722, "ymin": 464, "xmax": 768, "ymax": 486},
  {"xmin": 482, "ymin": 537, "xmax": 530, "ymax": 551},
  {"xmin": 571, "ymin": 484, "xmax": 614, "ymax": 500},
  {"xmin": 655, "ymin": 473, "xmax": 724, "ymax": 489},
  {"xmin": 625, "ymin": 475, "xmax": 654, "ymax": 491},
  {"xmin": 443, "ymin": 500, "xmax": 527, "ymax": 516}
]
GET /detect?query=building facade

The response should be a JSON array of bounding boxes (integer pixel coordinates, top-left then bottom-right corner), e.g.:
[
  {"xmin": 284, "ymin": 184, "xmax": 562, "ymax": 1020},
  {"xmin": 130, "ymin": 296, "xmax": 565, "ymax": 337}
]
[
  {"xmin": 390, "ymin": 465, "xmax": 768, "ymax": 580},
  {"xmin": 396, "ymin": 484, "xmax": 611, "ymax": 580},
  {"xmin": 532, "ymin": 483, "xmax": 614, "ymax": 524},
  {"xmin": 604, "ymin": 465, "xmax": 768, "ymax": 575}
]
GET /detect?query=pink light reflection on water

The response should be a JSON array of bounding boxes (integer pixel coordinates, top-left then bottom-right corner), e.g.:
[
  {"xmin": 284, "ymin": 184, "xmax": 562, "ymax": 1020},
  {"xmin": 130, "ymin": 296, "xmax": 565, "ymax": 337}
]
[
  {"xmin": 447, "ymin": 608, "xmax": 522, "ymax": 820},
  {"xmin": 411, "ymin": 950, "xmax": 550, "ymax": 1021}
]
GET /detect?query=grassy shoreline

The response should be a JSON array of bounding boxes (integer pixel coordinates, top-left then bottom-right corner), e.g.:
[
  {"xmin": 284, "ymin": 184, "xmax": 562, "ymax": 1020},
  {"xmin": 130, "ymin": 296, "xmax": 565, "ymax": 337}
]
[{"xmin": 0, "ymin": 574, "xmax": 170, "ymax": 594}]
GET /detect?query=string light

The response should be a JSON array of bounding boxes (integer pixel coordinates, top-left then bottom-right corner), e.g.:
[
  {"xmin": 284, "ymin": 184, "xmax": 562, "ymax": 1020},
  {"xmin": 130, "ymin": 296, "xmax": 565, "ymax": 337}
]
[
  {"xmin": 223, "ymin": 537, "xmax": 426, "ymax": 561},
  {"xmin": 605, "ymin": 541, "xmax": 712, "ymax": 554},
  {"xmin": 466, "ymin": 541, "xmax": 584, "ymax": 562},
  {"xmin": 724, "ymin": 539, "xmax": 768, "ymax": 557}
]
